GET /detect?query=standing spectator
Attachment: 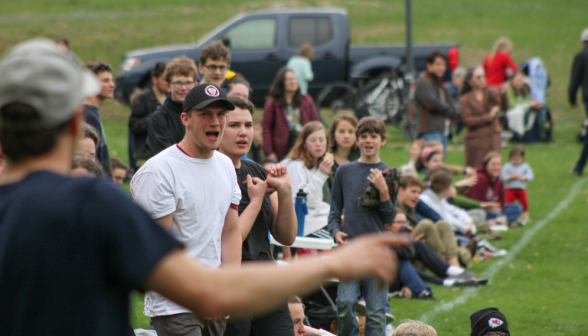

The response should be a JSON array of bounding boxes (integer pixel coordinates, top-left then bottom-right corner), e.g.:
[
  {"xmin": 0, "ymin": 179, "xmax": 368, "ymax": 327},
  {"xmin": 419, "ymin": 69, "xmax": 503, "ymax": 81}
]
[
  {"xmin": 465, "ymin": 152, "xmax": 523, "ymax": 226},
  {"xmin": 460, "ymin": 66, "xmax": 503, "ymax": 168},
  {"xmin": 146, "ymin": 56, "xmax": 197, "ymax": 156},
  {"xmin": 569, "ymin": 29, "xmax": 588, "ymax": 176},
  {"xmin": 83, "ymin": 62, "xmax": 115, "ymax": 176},
  {"xmin": 413, "ymin": 50, "xmax": 459, "ymax": 155},
  {"xmin": 219, "ymin": 97, "xmax": 298, "ymax": 336},
  {"xmin": 324, "ymin": 113, "xmax": 360, "ymax": 202},
  {"xmin": 282, "ymin": 121, "xmax": 333, "ymax": 237},
  {"xmin": 263, "ymin": 67, "xmax": 319, "ymax": 162},
  {"xmin": 110, "ymin": 157, "xmax": 128, "ymax": 187},
  {"xmin": 132, "ymin": 84, "xmax": 242, "ymax": 336},
  {"xmin": 224, "ymin": 74, "xmax": 252, "ymax": 100},
  {"xmin": 483, "ymin": 37, "xmax": 519, "ymax": 88},
  {"xmin": 500, "ymin": 146, "xmax": 533, "ymax": 223},
  {"xmin": 199, "ymin": 40, "xmax": 230, "ymax": 87},
  {"xmin": 328, "ymin": 117, "xmax": 396, "ymax": 336},
  {"xmin": 0, "ymin": 38, "xmax": 406, "ymax": 336},
  {"xmin": 287, "ymin": 44, "xmax": 314, "ymax": 95},
  {"xmin": 76, "ymin": 122, "xmax": 100, "ymax": 157},
  {"xmin": 129, "ymin": 61, "xmax": 168, "ymax": 168}
]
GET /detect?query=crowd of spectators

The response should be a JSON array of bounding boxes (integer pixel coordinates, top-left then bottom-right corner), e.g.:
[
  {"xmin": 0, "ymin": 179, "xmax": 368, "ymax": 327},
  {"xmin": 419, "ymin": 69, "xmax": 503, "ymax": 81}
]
[{"xmin": 6, "ymin": 30, "xmax": 587, "ymax": 336}]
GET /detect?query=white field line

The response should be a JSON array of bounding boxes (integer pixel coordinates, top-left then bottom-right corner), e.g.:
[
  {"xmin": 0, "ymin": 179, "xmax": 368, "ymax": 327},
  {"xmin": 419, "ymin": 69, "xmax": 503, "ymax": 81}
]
[{"xmin": 419, "ymin": 176, "xmax": 588, "ymax": 323}]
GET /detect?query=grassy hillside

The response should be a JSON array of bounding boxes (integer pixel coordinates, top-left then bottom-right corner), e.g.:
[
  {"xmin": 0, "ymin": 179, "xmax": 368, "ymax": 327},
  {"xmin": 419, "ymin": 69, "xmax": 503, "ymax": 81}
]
[{"xmin": 1, "ymin": 1, "xmax": 587, "ymax": 334}]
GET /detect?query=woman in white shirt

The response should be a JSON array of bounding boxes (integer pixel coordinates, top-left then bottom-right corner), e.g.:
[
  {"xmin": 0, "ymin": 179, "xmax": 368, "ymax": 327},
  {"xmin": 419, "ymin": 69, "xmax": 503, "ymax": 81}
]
[
  {"xmin": 281, "ymin": 121, "xmax": 333, "ymax": 237},
  {"xmin": 418, "ymin": 167, "xmax": 477, "ymax": 236}
]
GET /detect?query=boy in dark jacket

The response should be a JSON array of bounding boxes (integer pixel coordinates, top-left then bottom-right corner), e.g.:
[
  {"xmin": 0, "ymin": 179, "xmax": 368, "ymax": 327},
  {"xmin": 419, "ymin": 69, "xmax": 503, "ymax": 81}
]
[{"xmin": 328, "ymin": 117, "xmax": 395, "ymax": 336}]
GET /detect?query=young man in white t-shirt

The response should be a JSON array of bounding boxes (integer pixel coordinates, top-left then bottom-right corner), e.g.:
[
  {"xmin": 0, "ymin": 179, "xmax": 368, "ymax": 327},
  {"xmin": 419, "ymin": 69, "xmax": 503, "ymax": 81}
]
[{"xmin": 131, "ymin": 83, "xmax": 242, "ymax": 336}]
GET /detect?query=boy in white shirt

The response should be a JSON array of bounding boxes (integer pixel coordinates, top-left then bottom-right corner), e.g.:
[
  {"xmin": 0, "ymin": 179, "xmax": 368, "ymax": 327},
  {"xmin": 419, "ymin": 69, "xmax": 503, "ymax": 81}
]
[{"xmin": 132, "ymin": 83, "xmax": 242, "ymax": 336}]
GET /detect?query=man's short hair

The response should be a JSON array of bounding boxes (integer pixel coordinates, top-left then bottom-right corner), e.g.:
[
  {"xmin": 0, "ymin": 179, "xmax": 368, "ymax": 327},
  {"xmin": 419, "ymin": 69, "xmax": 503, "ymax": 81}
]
[
  {"xmin": 164, "ymin": 56, "xmax": 198, "ymax": 84},
  {"xmin": 151, "ymin": 62, "xmax": 167, "ymax": 79},
  {"xmin": 0, "ymin": 103, "xmax": 72, "ymax": 162},
  {"xmin": 228, "ymin": 97, "xmax": 254, "ymax": 115},
  {"xmin": 392, "ymin": 320, "xmax": 437, "ymax": 336},
  {"xmin": 399, "ymin": 175, "xmax": 422, "ymax": 190},
  {"xmin": 356, "ymin": 116, "xmax": 387, "ymax": 140},
  {"xmin": 82, "ymin": 122, "xmax": 100, "ymax": 149},
  {"xmin": 425, "ymin": 49, "xmax": 447, "ymax": 65},
  {"xmin": 429, "ymin": 167, "xmax": 453, "ymax": 193},
  {"xmin": 200, "ymin": 40, "xmax": 231, "ymax": 66},
  {"xmin": 287, "ymin": 296, "xmax": 305, "ymax": 309},
  {"xmin": 110, "ymin": 157, "xmax": 128, "ymax": 171},
  {"xmin": 86, "ymin": 62, "xmax": 112, "ymax": 76},
  {"xmin": 72, "ymin": 154, "xmax": 103, "ymax": 176}
]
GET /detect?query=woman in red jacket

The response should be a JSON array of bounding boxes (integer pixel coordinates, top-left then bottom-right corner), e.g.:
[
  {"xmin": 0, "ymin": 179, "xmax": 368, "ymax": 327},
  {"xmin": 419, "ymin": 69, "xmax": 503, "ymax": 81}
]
[
  {"xmin": 483, "ymin": 37, "xmax": 519, "ymax": 88},
  {"xmin": 263, "ymin": 67, "xmax": 319, "ymax": 162},
  {"xmin": 465, "ymin": 151, "xmax": 523, "ymax": 226}
]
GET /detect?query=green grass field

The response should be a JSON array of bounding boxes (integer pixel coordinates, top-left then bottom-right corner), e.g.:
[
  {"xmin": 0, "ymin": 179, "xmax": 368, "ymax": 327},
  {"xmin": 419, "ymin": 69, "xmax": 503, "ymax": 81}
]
[{"xmin": 2, "ymin": 0, "xmax": 588, "ymax": 334}]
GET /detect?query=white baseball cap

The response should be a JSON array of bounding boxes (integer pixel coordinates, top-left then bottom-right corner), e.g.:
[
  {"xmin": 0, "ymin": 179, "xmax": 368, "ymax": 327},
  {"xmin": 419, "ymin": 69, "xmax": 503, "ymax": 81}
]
[
  {"xmin": 581, "ymin": 28, "xmax": 588, "ymax": 42},
  {"xmin": 0, "ymin": 38, "xmax": 101, "ymax": 128}
]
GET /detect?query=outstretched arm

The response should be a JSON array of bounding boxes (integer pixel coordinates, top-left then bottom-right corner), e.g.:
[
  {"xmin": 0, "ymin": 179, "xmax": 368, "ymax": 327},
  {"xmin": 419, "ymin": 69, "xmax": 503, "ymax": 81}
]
[{"xmin": 144, "ymin": 233, "xmax": 405, "ymax": 319}]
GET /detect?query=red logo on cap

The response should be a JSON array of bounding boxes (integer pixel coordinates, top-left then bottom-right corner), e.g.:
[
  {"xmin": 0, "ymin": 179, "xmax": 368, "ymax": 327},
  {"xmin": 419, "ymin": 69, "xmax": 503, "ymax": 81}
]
[
  {"xmin": 488, "ymin": 318, "xmax": 503, "ymax": 328},
  {"xmin": 205, "ymin": 85, "xmax": 220, "ymax": 97}
]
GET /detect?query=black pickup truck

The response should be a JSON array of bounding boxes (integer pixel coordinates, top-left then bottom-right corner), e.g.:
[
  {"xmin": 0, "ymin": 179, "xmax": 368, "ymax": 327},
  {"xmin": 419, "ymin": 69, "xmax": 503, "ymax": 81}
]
[{"xmin": 115, "ymin": 7, "xmax": 458, "ymax": 106}]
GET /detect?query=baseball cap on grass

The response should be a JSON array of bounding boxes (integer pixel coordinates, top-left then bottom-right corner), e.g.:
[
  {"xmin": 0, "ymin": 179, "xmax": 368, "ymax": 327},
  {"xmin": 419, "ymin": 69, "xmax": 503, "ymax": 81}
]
[
  {"xmin": 183, "ymin": 83, "xmax": 235, "ymax": 112},
  {"xmin": 0, "ymin": 38, "xmax": 101, "ymax": 129},
  {"xmin": 470, "ymin": 307, "xmax": 509, "ymax": 336},
  {"xmin": 582, "ymin": 28, "xmax": 588, "ymax": 42}
]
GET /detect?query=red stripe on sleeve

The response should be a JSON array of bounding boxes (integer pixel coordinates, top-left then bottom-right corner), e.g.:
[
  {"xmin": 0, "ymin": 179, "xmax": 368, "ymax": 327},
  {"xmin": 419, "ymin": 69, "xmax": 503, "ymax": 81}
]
[{"xmin": 230, "ymin": 203, "xmax": 239, "ymax": 211}]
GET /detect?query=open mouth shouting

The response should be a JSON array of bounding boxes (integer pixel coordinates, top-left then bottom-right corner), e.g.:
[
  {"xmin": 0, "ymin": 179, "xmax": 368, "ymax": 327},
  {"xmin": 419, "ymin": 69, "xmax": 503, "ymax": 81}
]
[{"xmin": 205, "ymin": 130, "xmax": 220, "ymax": 142}]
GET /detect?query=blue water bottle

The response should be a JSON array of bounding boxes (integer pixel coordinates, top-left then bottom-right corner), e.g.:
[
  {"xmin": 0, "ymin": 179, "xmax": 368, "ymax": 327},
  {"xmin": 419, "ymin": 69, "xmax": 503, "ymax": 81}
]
[{"xmin": 295, "ymin": 189, "xmax": 308, "ymax": 237}]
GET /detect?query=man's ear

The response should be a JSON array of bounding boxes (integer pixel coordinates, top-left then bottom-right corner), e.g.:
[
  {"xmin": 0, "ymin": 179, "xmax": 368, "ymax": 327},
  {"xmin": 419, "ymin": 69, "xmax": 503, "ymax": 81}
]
[
  {"xmin": 380, "ymin": 137, "xmax": 387, "ymax": 147},
  {"xmin": 181, "ymin": 112, "xmax": 191, "ymax": 127},
  {"xmin": 152, "ymin": 76, "xmax": 158, "ymax": 84}
]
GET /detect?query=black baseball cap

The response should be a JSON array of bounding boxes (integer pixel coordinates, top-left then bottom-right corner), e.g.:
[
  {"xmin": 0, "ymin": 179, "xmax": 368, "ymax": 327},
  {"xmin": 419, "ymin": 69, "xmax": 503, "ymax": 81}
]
[{"xmin": 182, "ymin": 83, "xmax": 235, "ymax": 112}]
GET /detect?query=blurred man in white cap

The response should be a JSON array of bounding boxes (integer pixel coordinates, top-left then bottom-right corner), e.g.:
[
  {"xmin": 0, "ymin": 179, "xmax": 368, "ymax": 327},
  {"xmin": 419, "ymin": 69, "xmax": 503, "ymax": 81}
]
[
  {"xmin": 569, "ymin": 28, "xmax": 588, "ymax": 176},
  {"xmin": 0, "ymin": 38, "xmax": 406, "ymax": 336}
]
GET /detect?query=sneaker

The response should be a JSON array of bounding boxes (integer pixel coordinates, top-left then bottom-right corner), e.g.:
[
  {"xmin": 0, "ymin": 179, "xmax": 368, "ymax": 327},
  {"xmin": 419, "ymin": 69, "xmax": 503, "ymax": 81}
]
[
  {"xmin": 449, "ymin": 277, "xmax": 479, "ymax": 287},
  {"xmin": 477, "ymin": 239, "xmax": 501, "ymax": 253},
  {"xmin": 457, "ymin": 271, "xmax": 489, "ymax": 286},
  {"xmin": 416, "ymin": 290, "xmax": 437, "ymax": 301}
]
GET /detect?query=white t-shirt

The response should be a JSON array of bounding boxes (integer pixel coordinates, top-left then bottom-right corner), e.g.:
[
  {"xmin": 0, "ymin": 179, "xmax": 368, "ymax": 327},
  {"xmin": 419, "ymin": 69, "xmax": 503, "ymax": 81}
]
[
  {"xmin": 131, "ymin": 145, "xmax": 241, "ymax": 317},
  {"xmin": 281, "ymin": 159, "xmax": 330, "ymax": 236}
]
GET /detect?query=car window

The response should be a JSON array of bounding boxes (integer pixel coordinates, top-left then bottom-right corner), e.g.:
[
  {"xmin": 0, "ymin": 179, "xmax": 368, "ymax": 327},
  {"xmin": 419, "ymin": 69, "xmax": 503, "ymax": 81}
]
[
  {"xmin": 289, "ymin": 17, "xmax": 332, "ymax": 47},
  {"xmin": 226, "ymin": 19, "xmax": 276, "ymax": 50}
]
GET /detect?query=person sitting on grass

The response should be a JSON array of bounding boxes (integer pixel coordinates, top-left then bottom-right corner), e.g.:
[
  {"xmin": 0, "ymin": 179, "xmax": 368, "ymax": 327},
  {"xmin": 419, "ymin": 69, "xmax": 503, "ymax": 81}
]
[
  {"xmin": 76, "ymin": 121, "xmax": 100, "ymax": 157},
  {"xmin": 323, "ymin": 112, "xmax": 360, "ymax": 203},
  {"xmin": 281, "ymin": 121, "xmax": 333, "ymax": 238},
  {"xmin": 327, "ymin": 116, "xmax": 396, "ymax": 336},
  {"xmin": 396, "ymin": 175, "xmax": 460, "ymax": 266},
  {"xmin": 387, "ymin": 210, "xmax": 487, "ymax": 288},
  {"xmin": 466, "ymin": 151, "xmax": 523, "ymax": 227},
  {"xmin": 219, "ymin": 97, "xmax": 299, "ymax": 336}
]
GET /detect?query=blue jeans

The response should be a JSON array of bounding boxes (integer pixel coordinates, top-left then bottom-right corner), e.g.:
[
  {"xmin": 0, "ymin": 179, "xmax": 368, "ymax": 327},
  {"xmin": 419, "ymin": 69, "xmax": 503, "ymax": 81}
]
[
  {"xmin": 337, "ymin": 278, "xmax": 388, "ymax": 336},
  {"xmin": 486, "ymin": 203, "xmax": 523, "ymax": 223},
  {"xmin": 418, "ymin": 132, "xmax": 448, "ymax": 158},
  {"xmin": 390, "ymin": 260, "xmax": 431, "ymax": 296}
]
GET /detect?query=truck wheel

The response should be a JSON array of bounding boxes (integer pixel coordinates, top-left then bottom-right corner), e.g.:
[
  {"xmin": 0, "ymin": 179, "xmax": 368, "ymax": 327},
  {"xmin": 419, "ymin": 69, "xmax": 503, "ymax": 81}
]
[{"xmin": 316, "ymin": 82, "xmax": 356, "ymax": 115}]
